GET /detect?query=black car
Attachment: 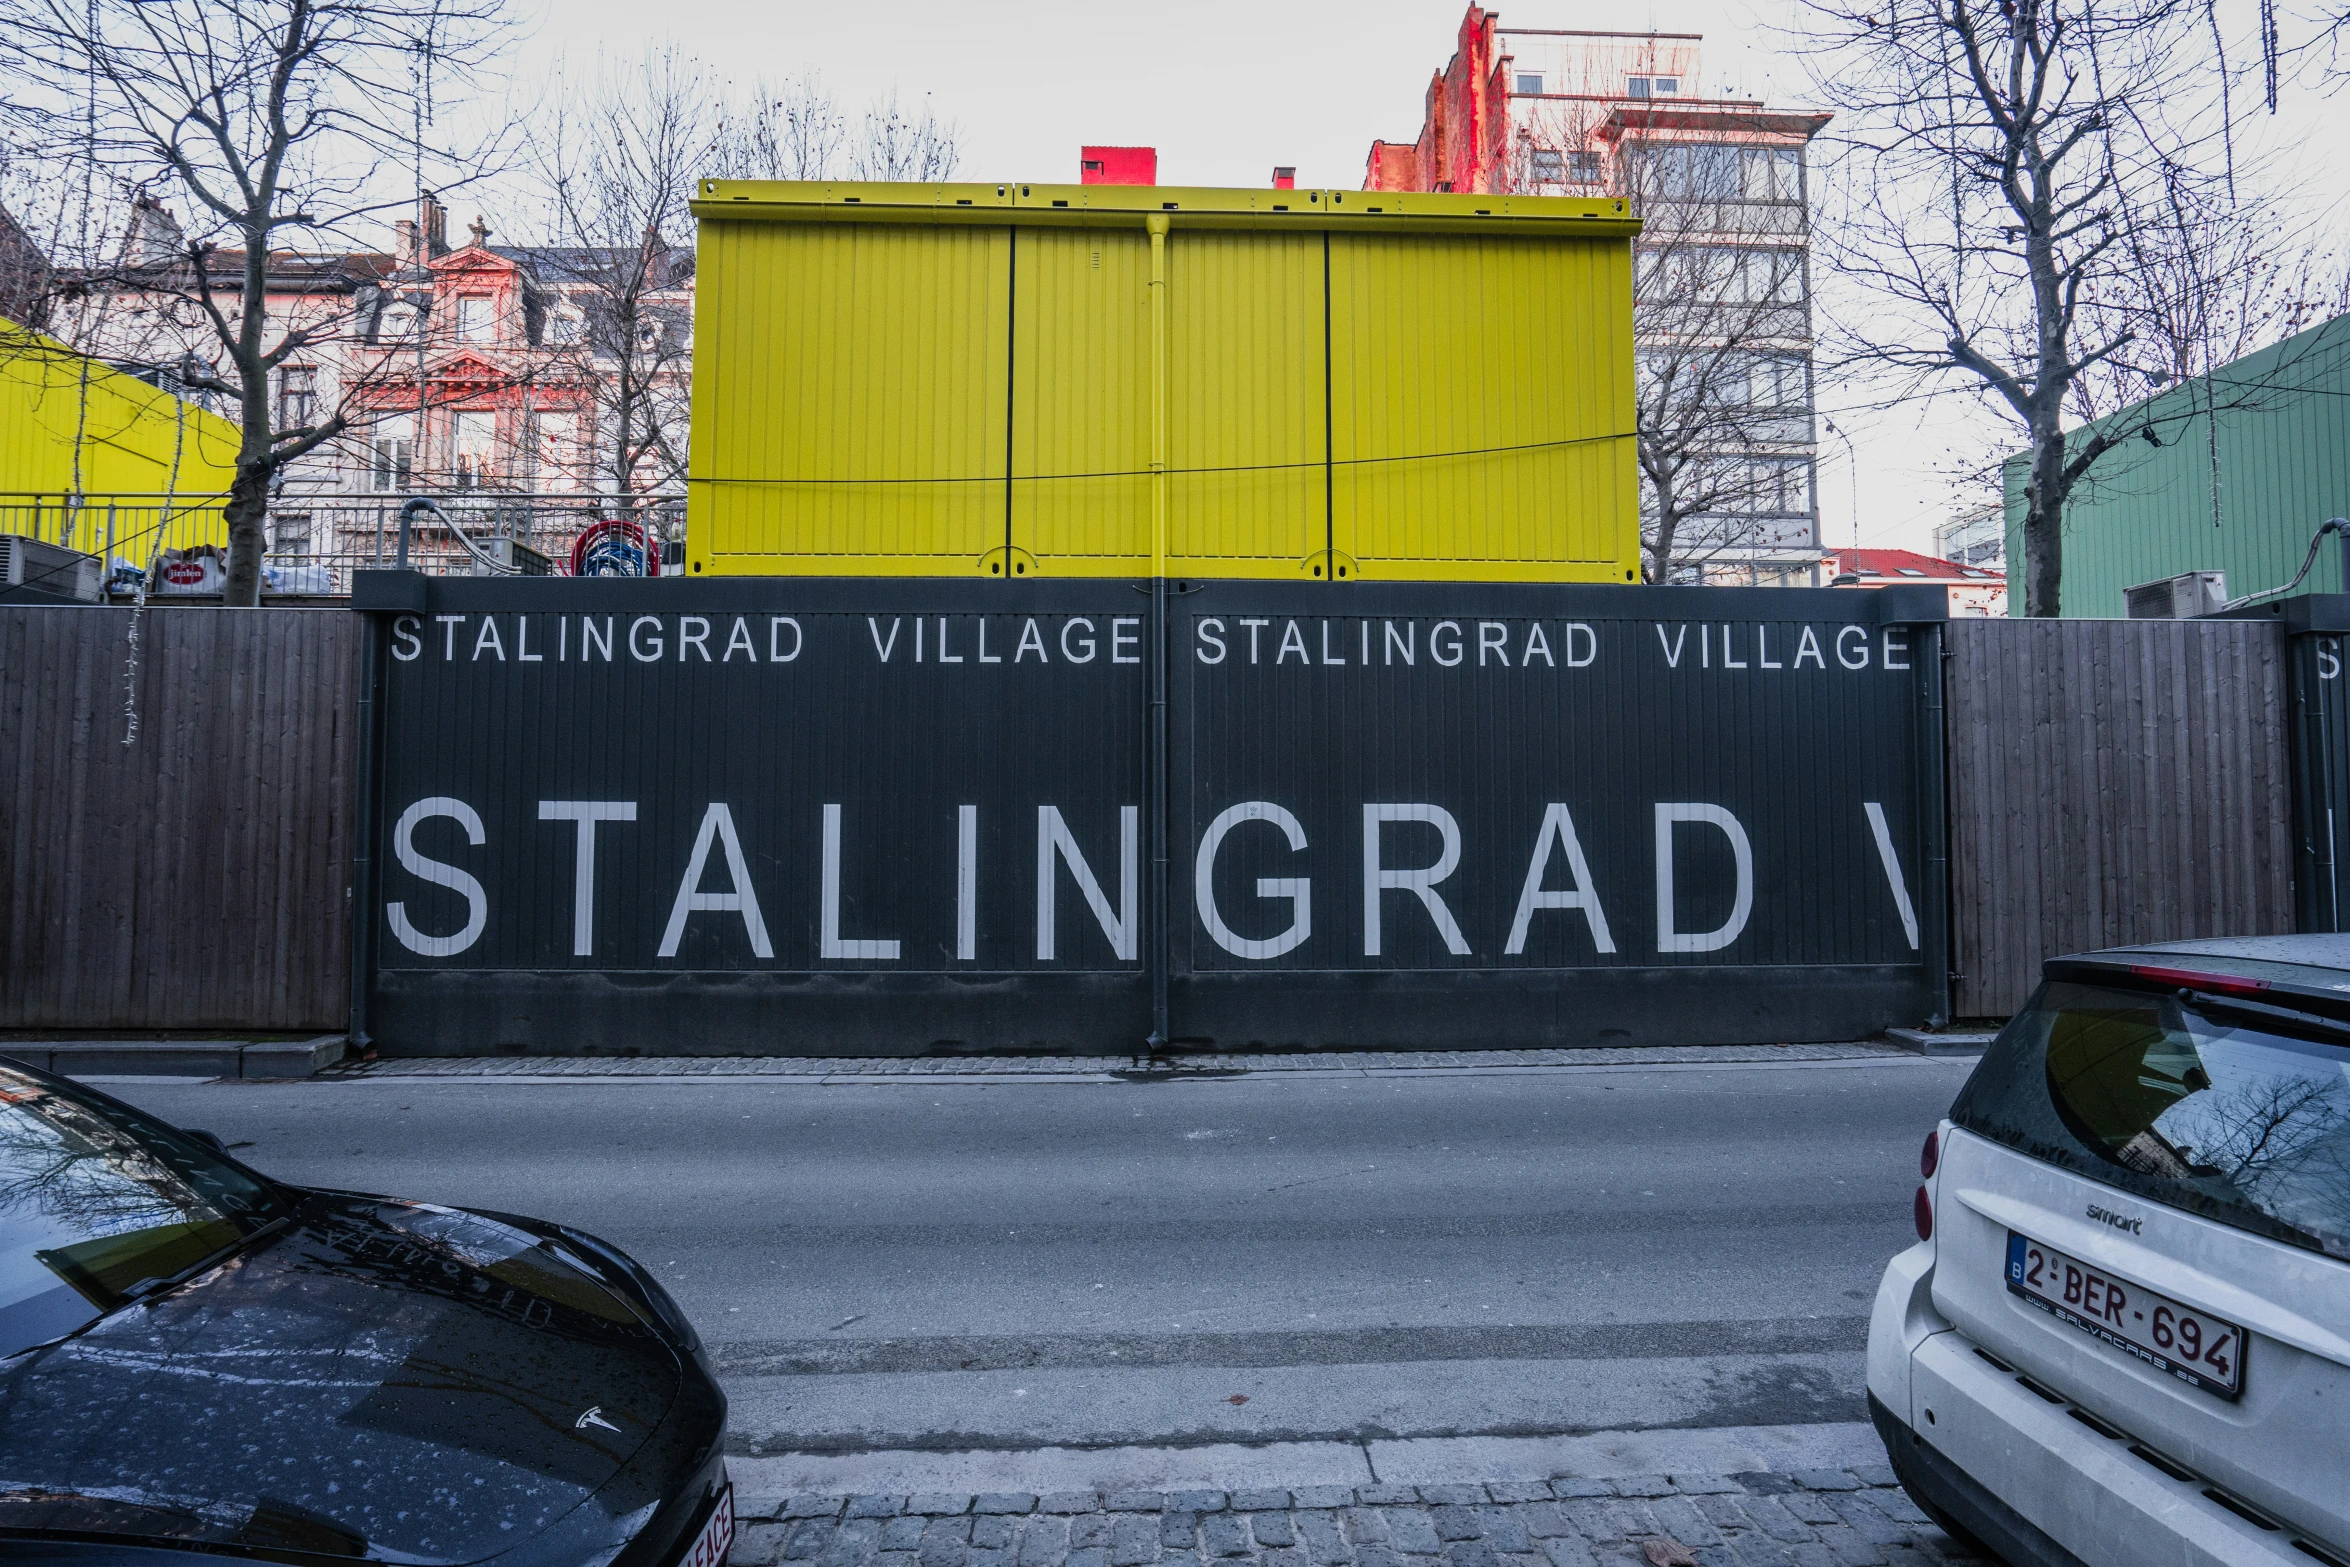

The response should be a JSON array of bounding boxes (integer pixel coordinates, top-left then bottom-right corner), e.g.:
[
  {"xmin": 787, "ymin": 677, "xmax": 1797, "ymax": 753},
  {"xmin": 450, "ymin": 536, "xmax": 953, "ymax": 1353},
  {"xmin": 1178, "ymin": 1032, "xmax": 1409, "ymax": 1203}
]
[{"xmin": 0, "ymin": 1056, "xmax": 730, "ymax": 1566}]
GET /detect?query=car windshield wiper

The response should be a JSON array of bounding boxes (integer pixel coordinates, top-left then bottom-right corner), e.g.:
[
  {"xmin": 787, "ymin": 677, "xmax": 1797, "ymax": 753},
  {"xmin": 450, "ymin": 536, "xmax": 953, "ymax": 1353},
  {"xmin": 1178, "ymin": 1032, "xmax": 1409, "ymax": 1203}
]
[{"xmin": 110, "ymin": 1216, "xmax": 292, "ymax": 1308}]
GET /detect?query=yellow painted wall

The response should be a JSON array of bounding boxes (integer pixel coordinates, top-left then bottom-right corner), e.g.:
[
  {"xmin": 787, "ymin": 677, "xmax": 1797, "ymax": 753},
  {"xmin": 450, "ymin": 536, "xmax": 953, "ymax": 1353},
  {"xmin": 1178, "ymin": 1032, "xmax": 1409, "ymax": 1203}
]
[
  {"xmin": 686, "ymin": 182, "xmax": 1641, "ymax": 583},
  {"xmin": 0, "ymin": 321, "xmax": 239, "ymax": 560}
]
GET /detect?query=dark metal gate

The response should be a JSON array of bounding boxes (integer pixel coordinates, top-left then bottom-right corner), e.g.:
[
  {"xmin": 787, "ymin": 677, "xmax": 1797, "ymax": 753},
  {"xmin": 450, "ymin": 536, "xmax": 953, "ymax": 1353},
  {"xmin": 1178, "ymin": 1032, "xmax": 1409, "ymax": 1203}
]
[
  {"xmin": 351, "ymin": 574, "xmax": 1949, "ymax": 1055},
  {"xmin": 2246, "ymin": 594, "xmax": 2350, "ymax": 932}
]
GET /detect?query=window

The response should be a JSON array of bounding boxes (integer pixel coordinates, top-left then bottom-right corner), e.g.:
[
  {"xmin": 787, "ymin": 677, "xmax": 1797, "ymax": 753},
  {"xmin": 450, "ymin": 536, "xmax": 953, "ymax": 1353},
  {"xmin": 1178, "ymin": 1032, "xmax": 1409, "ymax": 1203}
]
[
  {"xmin": 1714, "ymin": 458, "xmax": 1812, "ymax": 515},
  {"xmin": 456, "ymin": 293, "xmax": 492, "ymax": 342},
  {"xmin": 1768, "ymin": 458, "xmax": 1811, "ymax": 514},
  {"xmin": 275, "ymin": 365, "xmax": 317, "ymax": 430},
  {"xmin": 1636, "ymin": 144, "xmax": 1741, "ymax": 201},
  {"xmin": 1626, "ymin": 76, "xmax": 1653, "ymax": 98},
  {"xmin": 1568, "ymin": 151, "xmax": 1602, "ymax": 183},
  {"xmin": 534, "ymin": 411, "xmax": 578, "ymax": 490},
  {"xmin": 1958, "ymin": 980, "xmax": 2350, "ymax": 1259},
  {"xmin": 270, "ymin": 513, "xmax": 313, "ymax": 556},
  {"xmin": 1530, "ymin": 148, "xmax": 1565, "ymax": 183},
  {"xmin": 1639, "ymin": 245, "xmax": 1742, "ymax": 303},
  {"xmin": 1738, "ymin": 249, "xmax": 1805, "ymax": 305},
  {"xmin": 1897, "ymin": 567, "xmax": 1926, "ymax": 577},
  {"xmin": 1747, "ymin": 352, "xmax": 1809, "ymax": 408},
  {"xmin": 369, "ymin": 413, "xmax": 413, "ymax": 494},
  {"xmin": 1652, "ymin": 77, "xmax": 1680, "ymax": 95},
  {"xmin": 453, "ymin": 410, "xmax": 496, "ymax": 489},
  {"xmin": 1740, "ymin": 147, "xmax": 1802, "ymax": 202},
  {"xmin": 1516, "ymin": 72, "xmax": 1545, "ymax": 93}
]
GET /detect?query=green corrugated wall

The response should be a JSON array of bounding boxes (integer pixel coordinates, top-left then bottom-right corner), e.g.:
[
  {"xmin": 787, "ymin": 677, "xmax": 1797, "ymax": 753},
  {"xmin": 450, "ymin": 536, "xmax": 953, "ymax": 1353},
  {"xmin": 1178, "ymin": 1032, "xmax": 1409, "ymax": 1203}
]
[{"xmin": 2001, "ymin": 315, "xmax": 2350, "ymax": 616}]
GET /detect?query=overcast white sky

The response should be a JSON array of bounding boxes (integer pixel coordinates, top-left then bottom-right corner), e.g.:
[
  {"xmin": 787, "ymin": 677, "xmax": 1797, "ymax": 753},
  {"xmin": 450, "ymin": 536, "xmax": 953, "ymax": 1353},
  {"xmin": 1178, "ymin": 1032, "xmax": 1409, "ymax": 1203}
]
[{"xmin": 499, "ymin": 0, "xmax": 2343, "ymax": 561}]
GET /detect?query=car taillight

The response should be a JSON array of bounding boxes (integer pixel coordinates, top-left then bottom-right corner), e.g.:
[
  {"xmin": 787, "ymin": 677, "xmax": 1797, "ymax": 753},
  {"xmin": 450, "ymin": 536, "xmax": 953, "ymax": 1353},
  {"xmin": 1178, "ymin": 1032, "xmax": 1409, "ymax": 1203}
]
[
  {"xmin": 1921, "ymin": 1129, "xmax": 1940, "ymax": 1179},
  {"xmin": 1914, "ymin": 1185, "xmax": 1934, "ymax": 1241},
  {"xmin": 2128, "ymin": 963, "xmax": 2271, "ymax": 1001}
]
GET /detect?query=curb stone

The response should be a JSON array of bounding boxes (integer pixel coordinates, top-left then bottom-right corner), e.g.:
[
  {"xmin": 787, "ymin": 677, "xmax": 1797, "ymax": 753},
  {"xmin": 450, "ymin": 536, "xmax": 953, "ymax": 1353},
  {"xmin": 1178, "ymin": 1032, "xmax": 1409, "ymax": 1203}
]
[{"xmin": 726, "ymin": 1474, "xmax": 1982, "ymax": 1567}]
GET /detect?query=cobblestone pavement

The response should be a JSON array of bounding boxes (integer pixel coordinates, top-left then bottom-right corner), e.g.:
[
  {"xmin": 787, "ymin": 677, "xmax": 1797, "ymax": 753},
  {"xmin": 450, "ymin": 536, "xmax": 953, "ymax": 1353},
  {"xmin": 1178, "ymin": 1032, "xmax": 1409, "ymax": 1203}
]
[
  {"xmin": 344, "ymin": 1042, "xmax": 1923, "ymax": 1078},
  {"xmin": 728, "ymin": 1468, "xmax": 1982, "ymax": 1567}
]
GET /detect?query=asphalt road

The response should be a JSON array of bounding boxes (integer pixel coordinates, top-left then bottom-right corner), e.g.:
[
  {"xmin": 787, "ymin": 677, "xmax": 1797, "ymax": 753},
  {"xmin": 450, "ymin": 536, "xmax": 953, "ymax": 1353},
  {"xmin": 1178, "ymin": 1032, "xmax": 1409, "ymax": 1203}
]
[{"xmin": 110, "ymin": 1055, "xmax": 1974, "ymax": 1459}]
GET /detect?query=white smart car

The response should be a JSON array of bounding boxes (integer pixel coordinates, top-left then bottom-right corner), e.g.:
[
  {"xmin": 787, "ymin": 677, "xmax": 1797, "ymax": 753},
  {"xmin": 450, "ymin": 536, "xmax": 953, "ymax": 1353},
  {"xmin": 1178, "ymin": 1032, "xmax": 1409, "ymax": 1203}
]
[{"xmin": 1869, "ymin": 935, "xmax": 2350, "ymax": 1567}]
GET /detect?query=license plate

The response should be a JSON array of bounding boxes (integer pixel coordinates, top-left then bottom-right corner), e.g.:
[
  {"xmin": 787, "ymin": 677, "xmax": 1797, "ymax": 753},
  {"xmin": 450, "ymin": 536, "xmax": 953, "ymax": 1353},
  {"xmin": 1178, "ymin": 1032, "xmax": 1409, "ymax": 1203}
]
[
  {"xmin": 2005, "ymin": 1232, "xmax": 2244, "ymax": 1399},
  {"xmin": 678, "ymin": 1486, "xmax": 733, "ymax": 1567}
]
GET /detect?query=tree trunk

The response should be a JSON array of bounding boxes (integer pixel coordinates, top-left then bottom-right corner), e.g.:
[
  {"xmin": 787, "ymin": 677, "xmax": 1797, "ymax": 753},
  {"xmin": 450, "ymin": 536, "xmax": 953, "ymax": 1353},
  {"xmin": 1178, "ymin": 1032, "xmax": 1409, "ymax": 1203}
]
[
  {"xmin": 2023, "ymin": 411, "xmax": 2066, "ymax": 617},
  {"xmin": 1645, "ymin": 473, "xmax": 1678, "ymax": 584},
  {"xmin": 221, "ymin": 459, "xmax": 271, "ymax": 607}
]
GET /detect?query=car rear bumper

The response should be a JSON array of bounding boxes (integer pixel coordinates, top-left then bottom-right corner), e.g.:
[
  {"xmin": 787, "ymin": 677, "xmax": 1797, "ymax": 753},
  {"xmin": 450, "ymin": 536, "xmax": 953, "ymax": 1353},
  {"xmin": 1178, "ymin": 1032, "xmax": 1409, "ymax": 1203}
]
[
  {"xmin": 1869, "ymin": 1391, "xmax": 2087, "ymax": 1567},
  {"xmin": 1875, "ymin": 1327, "xmax": 2328, "ymax": 1567}
]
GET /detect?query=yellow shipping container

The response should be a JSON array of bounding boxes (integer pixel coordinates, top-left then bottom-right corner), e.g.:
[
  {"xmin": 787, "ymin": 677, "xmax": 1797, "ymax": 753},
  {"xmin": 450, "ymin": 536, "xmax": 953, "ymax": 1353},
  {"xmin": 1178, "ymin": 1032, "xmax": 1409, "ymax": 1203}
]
[
  {"xmin": 0, "ymin": 320, "xmax": 239, "ymax": 559},
  {"xmin": 686, "ymin": 182, "xmax": 1641, "ymax": 583}
]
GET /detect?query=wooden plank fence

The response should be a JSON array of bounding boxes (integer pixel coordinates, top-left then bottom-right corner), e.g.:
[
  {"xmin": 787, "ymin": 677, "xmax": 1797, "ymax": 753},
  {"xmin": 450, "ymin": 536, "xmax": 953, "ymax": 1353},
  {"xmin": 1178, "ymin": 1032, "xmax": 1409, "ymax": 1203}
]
[
  {"xmin": 1, "ymin": 606, "xmax": 358, "ymax": 1031},
  {"xmin": 1944, "ymin": 616, "xmax": 2295, "ymax": 1018}
]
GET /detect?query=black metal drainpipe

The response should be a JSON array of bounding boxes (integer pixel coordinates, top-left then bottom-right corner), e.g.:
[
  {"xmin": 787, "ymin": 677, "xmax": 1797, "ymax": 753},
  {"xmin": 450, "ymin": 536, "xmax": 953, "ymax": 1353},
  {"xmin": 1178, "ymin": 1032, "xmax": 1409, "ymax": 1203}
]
[
  {"xmin": 1148, "ymin": 571, "xmax": 1170, "ymax": 1054},
  {"xmin": 347, "ymin": 608, "xmax": 387, "ymax": 1052}
]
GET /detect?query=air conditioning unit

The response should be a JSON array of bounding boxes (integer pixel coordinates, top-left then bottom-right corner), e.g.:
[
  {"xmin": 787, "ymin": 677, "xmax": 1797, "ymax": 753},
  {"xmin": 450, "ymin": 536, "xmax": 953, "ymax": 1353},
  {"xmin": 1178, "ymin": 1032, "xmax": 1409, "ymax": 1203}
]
[
  {"xmin": 0, "ymin": 534, "xmax": 101, "ymax": 602},
  {"xmin": 2124, "ymin": 570, "xmax": 2226, "ymax": 619},
  {"xmin": 474, "ymin": 536, "xmax": 554, "ymax": 576}
]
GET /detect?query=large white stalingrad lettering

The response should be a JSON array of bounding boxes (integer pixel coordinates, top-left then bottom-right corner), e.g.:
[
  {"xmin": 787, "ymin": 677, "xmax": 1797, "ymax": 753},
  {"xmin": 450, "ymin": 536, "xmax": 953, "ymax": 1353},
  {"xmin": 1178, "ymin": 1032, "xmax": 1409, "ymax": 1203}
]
[
  {"xmin": 658, "ymin": 804, "xmax": 772, "ymax": 959},
  {"xmin": 1194, "ymin": 803, "xmax": 1312, "ymax": 959},
  {"xmin": 385, "ymin": 798, "xmax": 488, "ymax": 957},
  {"xmin": 381, "ymin": 798, "xmax": 1924, "ymax": 964},
  {"xmin": 537, "ymin": 801, "xmax": 636, "ymax": 956}
]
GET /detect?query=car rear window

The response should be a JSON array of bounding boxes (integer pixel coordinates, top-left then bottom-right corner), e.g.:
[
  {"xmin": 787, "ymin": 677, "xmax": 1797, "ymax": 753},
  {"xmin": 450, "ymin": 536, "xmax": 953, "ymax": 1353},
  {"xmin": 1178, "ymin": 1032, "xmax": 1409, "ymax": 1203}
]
[{"xmin": 1952, "ymin": 979, "xmax": 2350, "ymax": 1261}]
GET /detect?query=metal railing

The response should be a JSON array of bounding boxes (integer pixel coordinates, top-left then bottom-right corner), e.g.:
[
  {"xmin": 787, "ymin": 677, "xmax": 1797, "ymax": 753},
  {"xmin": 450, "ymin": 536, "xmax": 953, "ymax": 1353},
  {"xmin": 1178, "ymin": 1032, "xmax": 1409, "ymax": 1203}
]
[
  {"xmin": 2, "ymin": 489, "xmax": 684, "ymax": 596},
  {"xmin": 265, "ymin": 492, "xmax": 683, "ymax": 592}
]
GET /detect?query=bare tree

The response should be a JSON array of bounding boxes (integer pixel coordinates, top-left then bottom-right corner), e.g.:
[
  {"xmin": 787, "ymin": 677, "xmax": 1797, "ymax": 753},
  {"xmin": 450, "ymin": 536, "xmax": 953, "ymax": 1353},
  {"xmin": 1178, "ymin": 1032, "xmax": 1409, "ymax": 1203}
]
[
  {"xmin": 531, "ymin": 47, "xmax": 710, "ymax": 499},
  {"xmin": 1624, "ymin": 153, "xmax": 1821, "ymax": 583},
  {"xmin": 1799, "ymin": 0, "xmax": 2297, "ymax": 615},
  {"xmin": 715, "ymin": 78, "xmax": 961, "ymax": 185},
  {"xmin": 2069, "ymin": 182, "xmax": 2348, "ymax": 423},
  {"xmin": 712, "ymin": 72, "xmax": 847, "ymax": 183},
  {"xmin": 850, "ymin": 91, "xmax": 961, "ymax": 183},
  {"xmin": 0, "ymin": 0, "xmax": 511, "ymax": 605}
]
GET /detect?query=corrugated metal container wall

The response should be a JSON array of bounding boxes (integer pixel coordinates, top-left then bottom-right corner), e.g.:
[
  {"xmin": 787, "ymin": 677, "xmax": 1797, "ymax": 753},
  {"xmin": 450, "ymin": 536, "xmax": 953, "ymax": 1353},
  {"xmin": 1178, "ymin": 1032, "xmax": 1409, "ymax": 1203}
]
[
  {"xmin": 0, "ymin": 321, "xmax": 239, "ymax": 553},
  {"xmin": 693, "ymin": 220, "xmax": 1011, "ymax": 574},
  {"xmin": 2000, "ymin": 316, "xmax": 2350, "ymax": 616},
  {"xmin": 352, "ymin": 576, "xmax": 1950, "ymax": 1054},
  {"xmin": 1167, "ymin": 232, "xmax": 1326, "ymax": 572},
  {"xmin": 1328, "ymin": 231, "xmax": 1634, "ymax": 579},
  {"xmin": 686, "ymin": 183, "xmax": 1643, "ymax": 584},
  {"xmin": 1015, "ymin": 227, "xmax": 1151, "ymax": 574}
]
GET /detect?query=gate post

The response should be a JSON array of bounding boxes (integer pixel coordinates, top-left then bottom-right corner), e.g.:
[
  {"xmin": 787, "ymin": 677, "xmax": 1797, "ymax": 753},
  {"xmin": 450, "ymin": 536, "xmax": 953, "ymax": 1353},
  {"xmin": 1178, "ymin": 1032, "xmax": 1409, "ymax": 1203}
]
[{"xmin": 348, "ymin": 569, "xmax": 427, "ymax": 1049}]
